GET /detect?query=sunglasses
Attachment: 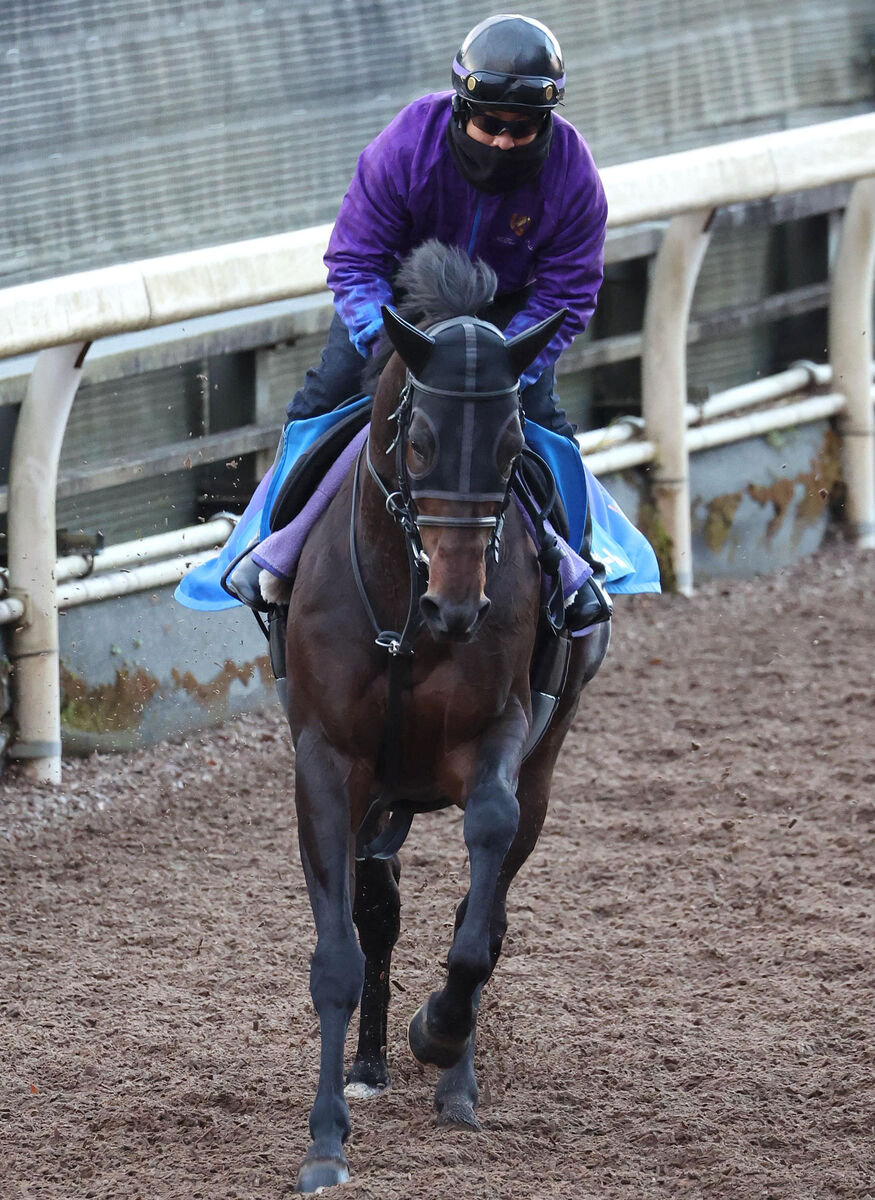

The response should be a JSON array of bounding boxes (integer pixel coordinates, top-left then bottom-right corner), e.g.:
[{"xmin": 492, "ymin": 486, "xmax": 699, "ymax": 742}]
[{"xmin": 468, "ymin": 111, "xmax": 545, "ymax": 140}]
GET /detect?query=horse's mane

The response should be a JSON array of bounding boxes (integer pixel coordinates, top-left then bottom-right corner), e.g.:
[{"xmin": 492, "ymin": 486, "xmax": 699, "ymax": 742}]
[{"xmin": 363, "ymin": 241, "xmax": 498, "ymax": 392}]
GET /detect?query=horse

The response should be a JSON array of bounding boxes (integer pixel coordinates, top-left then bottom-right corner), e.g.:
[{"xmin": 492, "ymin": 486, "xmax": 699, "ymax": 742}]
[{"xmin": 284, "ymin": 241, "xmax": 611, "ymax": 1192}]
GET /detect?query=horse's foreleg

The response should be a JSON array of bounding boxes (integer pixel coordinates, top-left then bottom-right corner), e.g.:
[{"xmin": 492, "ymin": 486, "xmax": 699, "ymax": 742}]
[
  {"xmin": 430, "ymin": 872, "xmax": 516, "ymax": 1127},
  {"xmin": 424, "ymin": 633, "xmax": 610, "ymax": 1119},
  {"xmin": 432, "ymin": 894, "xmax": 481, "ymax": 1127},
  {"xmin": 432, "ymin": 761, "xmax": 552, "ymax": 1127},
  {"xmin": 433, "ymin": 1005, "xmax": 481, "ymax": 1128},
  {"xmin": 409, "ymin": 731, "xmax": 523, "ymax": 1070},
  {"xmin": 346, "ymin": 855, "xmax": 401, "ymax": 1095},
  {"xmin": 293, "ymin": 734, "xmax": 365, "ymax": 1194}
]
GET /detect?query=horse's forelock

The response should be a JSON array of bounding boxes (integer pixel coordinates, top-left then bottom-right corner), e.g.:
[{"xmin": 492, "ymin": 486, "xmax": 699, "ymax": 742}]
[
  {"xmin": 394, "ymin": 241, "xmax": 498, "ymax": 327},
  {"xmin": 363, "ymin": 242, "xmax": 498, "ymax": 392}
]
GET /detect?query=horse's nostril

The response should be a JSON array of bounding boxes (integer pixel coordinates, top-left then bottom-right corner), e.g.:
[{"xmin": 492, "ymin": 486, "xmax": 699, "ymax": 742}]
[
  {"xmin": 419, "ymin": 594, "xmax": 447, "ymax": 631},
  {"xmin": 420, "ymin": 593, "xmax": 491, "ymax": 639}
]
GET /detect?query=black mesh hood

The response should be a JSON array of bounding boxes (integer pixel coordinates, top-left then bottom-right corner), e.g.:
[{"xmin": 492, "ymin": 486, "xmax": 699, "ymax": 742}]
[
  {"xmin": 404, "ymin": 317, "xmax": 522, "ymax": 504},
  {"xmin": 414, "ymin": 317, "xmax": 519, "ymax": 395}
]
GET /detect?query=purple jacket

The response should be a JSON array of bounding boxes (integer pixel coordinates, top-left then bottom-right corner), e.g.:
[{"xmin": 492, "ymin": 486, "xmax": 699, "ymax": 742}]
[{"xmin": 325, "ymin": 92, "xmax": 608, "ymax": 386}]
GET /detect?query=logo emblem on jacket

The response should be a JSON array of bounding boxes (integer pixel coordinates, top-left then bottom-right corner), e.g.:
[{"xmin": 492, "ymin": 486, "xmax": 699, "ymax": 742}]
[{"xmin": 510, "ymin": 213, "xmax": 532, "ymax": 238}]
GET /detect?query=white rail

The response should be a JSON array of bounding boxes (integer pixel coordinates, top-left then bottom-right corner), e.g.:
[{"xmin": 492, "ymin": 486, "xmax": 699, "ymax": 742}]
[
  {"xmin": 53, "ymin": 516, "xmax": 236, "ymax": 584},
  {"xmin": 2, "ymin": 113, "xmax": 874, "ymax": 782}
]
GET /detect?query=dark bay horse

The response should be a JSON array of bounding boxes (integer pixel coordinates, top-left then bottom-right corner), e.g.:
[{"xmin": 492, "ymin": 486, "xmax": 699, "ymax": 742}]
[{"xmin": 284, "ymin": 243, "xmax": 610, "ymax": 1192}]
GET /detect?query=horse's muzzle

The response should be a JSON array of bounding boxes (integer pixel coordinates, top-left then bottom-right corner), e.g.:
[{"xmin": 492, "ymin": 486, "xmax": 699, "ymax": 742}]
[{"xmin": 420, "ymin": 593, "xmax": 491, "ymax": 641}]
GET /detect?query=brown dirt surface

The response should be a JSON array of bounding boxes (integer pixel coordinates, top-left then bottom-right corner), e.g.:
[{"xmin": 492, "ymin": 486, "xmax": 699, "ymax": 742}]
[{"xmin": 2, "ymin": 544, "xmax": 873, "ymax": 1200}]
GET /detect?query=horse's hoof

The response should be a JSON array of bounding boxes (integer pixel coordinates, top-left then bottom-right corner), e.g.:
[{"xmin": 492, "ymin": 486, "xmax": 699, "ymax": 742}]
[
  {"xmin": 344, "ymin": 1080, "xmax": 390, "ymax": 1100},
  {"xmin": 345, "ymin": 1057, "xmax": 390, "ymax": 1094},
  {"xmin": 294, "ymin": 1155, "xmax": 350, "ymax": 1193},
  {"xmin": 436, "ymin": 1096, "xmax": 481, "ymax": 1131},
  {"xmin": 408, "ymin": 1001, "xmax": 471, "ymax": 1070}
]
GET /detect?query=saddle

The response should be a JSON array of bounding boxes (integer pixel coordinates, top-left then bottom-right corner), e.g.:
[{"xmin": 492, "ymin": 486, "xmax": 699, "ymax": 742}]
[{"xmin": 269, "ymin": 397, "xmax": 373, "ymax": 532}]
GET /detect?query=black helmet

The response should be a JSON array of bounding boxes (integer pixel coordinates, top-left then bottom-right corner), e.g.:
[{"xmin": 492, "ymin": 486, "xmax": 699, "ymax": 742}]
[{"xmin": 451, "ymin": 14, "xmax": 565, "ymax": 112}]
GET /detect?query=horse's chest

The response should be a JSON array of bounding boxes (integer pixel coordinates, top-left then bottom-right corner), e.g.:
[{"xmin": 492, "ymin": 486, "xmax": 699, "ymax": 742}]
[{"xmin": 404, "ymin": 663, "xmax": 509, "ymax": 750}]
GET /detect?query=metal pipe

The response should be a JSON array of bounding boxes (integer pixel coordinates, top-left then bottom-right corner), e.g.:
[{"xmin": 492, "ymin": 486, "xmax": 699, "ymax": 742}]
[
  {"xmin": 54, "ymin": 516, "xmax": 236, "ymax": 583},
  {"xmin": 688, "ymin": 364, "xmax": 817, "ymax": 423},
  {"xmin": 583, "ymin": 440, "xmax": 657, "ymax": 476},
  {"xmin": 583, "ymin": 394, "xmax": 851, "ymax": 474},
  {"xmin": 7, "ymin": 342, "xmax": 88, "ymax": 783},
  {"xmin": 1, "ymin": 547, "xmax": 222, "ymax": 626},
  {"xmin": 0, "ymin": 597, "xmax": 25, "ymax": 625},
  {"xmin": 57, "ymin": 550, "xmax": 218, "ymax": 609},
  {"xmin": 641, "ymin": 208, "xmax": 713, "ymax": 595},
  {"xmin": 685, "ymin": 394, "xmax": 846, "ymax": 453},
  {"xmin": 577, "ymin": 420, "xmax": 639, "ymax": 455},
  {"xmin": 829, "ymin": 177, "xmax": 875, "ymax": 547},
  {"xmin": 580, "ymin": 362, "xmax": 861, "ymax": 456}
]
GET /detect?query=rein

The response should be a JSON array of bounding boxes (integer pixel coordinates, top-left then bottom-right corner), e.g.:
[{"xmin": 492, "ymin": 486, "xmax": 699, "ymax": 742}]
[
  {"xmin": 350, "ymin": 440, "xmax": 428, "ymax": 861},
  {"xmin": 350, "ymin": 374, "xmax": 520, "ymax": 861}
]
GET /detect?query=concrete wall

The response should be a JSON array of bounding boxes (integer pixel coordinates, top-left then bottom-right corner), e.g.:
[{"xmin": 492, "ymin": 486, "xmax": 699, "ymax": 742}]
[{"xmin": 58, "ymin": 587, "xmax": 274, "ymax": 755}]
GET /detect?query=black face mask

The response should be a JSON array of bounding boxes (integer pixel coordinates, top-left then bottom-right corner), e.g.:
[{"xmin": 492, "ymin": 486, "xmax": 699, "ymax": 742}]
[{"xmin": 446, "ymin": 111, "xmax": 554, "ymax": 195}]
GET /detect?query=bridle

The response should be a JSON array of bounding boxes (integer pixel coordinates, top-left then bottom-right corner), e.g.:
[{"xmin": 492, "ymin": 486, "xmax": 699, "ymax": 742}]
[{"xmin": 351, "ymin": 364, "xmax": 524, "ymax": 644}]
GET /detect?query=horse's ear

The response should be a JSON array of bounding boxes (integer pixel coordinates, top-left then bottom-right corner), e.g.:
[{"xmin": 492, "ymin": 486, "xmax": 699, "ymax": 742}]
[
  {"xmin": 505, "ymin": 308, "xmax": 568, "ymax": 379},
  {"xmin": 381, "ymin": 305, "xmax": 435, "ymax": 377}
]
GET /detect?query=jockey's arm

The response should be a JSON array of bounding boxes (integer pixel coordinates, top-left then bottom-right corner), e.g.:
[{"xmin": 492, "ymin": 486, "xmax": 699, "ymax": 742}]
[
  {"xmin": 502, "ymin": 166, "xmax": 607, "ymax": 387},
  {"xmin": 325, "ymin": 117, "xmax": 414, "ymax": 357}
]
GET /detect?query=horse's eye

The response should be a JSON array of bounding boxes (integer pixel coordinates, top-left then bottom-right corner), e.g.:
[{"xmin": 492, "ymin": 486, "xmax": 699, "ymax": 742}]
[
  {"xmin": 496, "ymin": 419, "xmax": 524, "ymax": 479},
  {"xmin": 406, "ymin": 415, "xmax": 436, "ymax": 477}
]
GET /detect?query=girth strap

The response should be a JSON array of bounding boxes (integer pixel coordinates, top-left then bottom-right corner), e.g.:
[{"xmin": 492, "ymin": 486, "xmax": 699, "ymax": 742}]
[{"xmin": 356, "ymin": 642, "xmax": 416, "ymax": 861}]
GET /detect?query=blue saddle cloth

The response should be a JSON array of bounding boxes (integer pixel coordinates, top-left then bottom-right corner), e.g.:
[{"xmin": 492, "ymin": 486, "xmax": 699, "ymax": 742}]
[
  {"xmin": 522, "ymin": 422, "xmax": 662, "ymax": 596},
  {"xmin": 175, "ymin": 400, "xmax": 661, "ymax": 611}
]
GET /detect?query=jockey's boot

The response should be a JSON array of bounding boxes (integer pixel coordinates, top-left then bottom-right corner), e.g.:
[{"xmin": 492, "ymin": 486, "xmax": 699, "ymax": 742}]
[
  {"xmin": 564, "ymin": 566, "xmax": 613, "ymax": 632},
  {"xmin": 226, "ymin": 550, "xmax": 269, "ymax": 611}
]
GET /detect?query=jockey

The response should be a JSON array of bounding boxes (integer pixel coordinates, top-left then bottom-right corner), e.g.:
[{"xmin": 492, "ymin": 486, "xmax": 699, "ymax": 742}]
[{"xmin": 287, "ymin": 15, "xmax": 613, "ymax": 630}]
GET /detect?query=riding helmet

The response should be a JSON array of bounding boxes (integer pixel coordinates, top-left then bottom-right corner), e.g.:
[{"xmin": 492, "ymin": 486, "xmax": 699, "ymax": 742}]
[{"xmin": 451, "ymin": 14, "xmax": 565, "ymax": 112}]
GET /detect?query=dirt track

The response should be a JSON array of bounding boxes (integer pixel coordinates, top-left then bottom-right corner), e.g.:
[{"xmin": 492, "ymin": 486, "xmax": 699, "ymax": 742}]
[{"xmin": 2, "ymin": 544, "xmax": 873, "ymax": 1200}]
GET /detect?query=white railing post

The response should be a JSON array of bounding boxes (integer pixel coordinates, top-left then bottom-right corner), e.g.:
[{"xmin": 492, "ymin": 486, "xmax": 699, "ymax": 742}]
[
  {"xmin": 640, "ymin": 208, "xmax": 713, "ymax": 594},
  {"xmin": 8, "ymin": 342, "xmax": 90, "ymax": 782},
  {"xmin": 829, "ymin": 177, "xmax": 875, "ymax": 548}
]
